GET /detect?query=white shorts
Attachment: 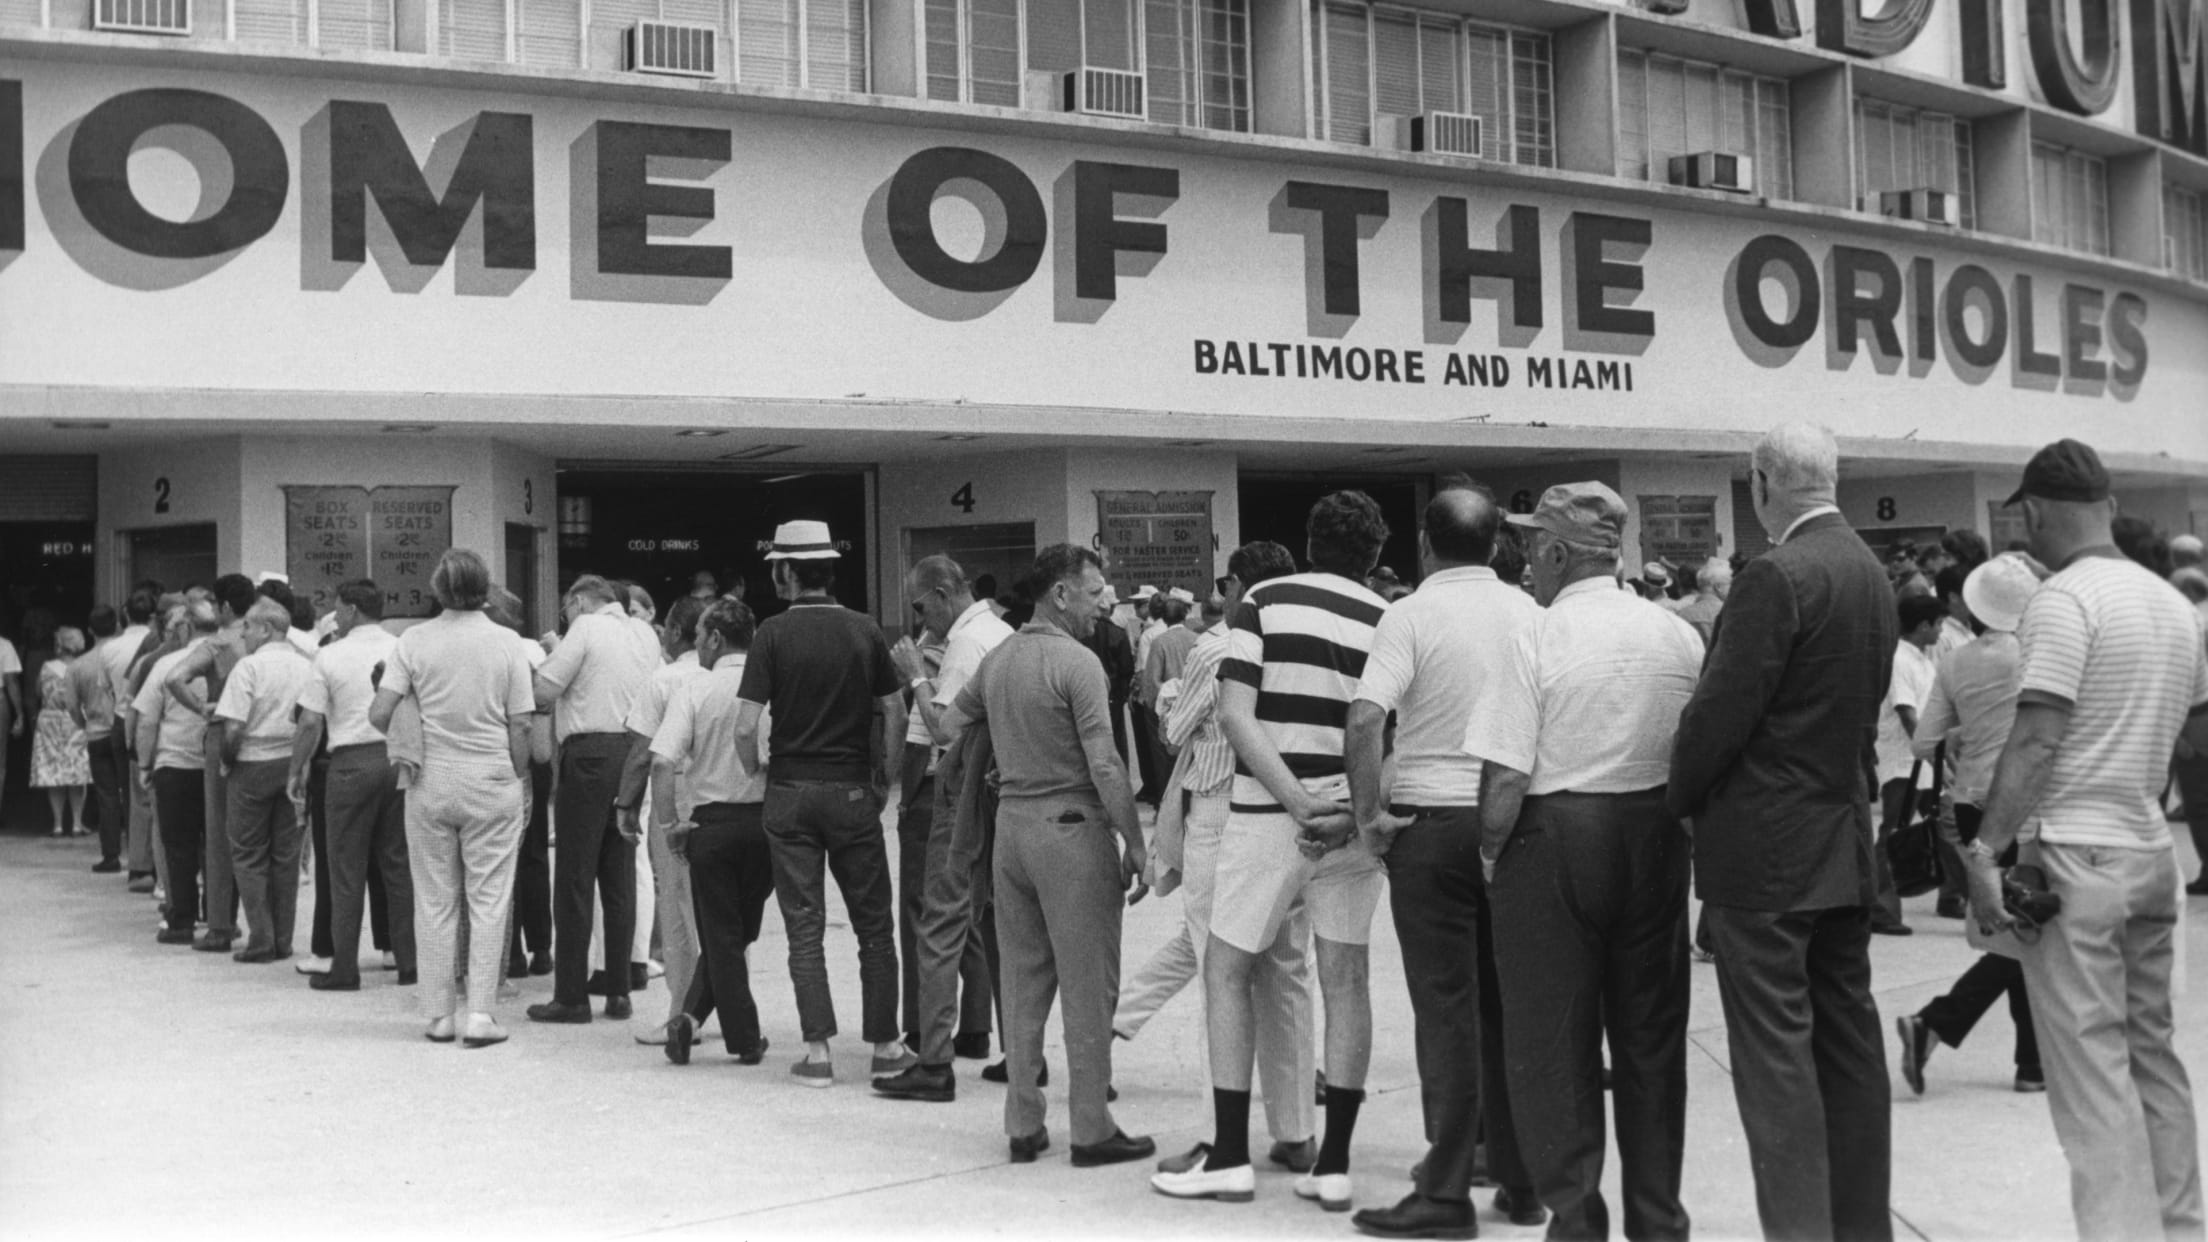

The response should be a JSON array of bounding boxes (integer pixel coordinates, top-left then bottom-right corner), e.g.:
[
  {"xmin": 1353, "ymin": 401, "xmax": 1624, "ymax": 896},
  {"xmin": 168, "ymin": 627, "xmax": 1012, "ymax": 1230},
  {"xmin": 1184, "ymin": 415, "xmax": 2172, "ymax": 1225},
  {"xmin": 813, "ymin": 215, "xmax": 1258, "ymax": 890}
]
[{"xmin": 1208, "ymin": 807, "xmax": 1384, "ymax": 954}]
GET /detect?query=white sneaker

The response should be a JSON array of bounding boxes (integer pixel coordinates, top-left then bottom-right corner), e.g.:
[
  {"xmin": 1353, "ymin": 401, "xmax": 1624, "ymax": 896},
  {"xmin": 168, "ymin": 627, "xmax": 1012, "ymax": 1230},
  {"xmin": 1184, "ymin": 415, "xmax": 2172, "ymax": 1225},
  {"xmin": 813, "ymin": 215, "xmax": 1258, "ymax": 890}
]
[
  {"xmin": 1150, "ymin": 1150, "xmax": 1256, "ymax": 1202},
  {"xmin": 381, "ymin": 952, "xmax": 399, "ymax": 971},
  {"xmin": 645, "ymin": 958, "xmax": 666, "ymax": 979},
  {"xmin": 295, "ymin": 956, "xmax": 334, "ymax": 975},
  {"xmin": 1293, "ymin": 1172, "xmax": 1353, "ymax": 1212}
]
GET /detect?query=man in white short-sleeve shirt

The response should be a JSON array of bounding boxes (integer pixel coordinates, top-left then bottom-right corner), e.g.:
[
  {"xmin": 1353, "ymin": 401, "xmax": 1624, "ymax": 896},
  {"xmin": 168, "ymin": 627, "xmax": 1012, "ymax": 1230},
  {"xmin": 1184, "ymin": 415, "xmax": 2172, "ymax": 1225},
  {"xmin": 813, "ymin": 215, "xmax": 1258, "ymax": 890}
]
[
  {"xmin": 1343, "ymin": 489, "xmax": 1544, "ymax": 1232},
  {"xmin": 136, "ymin": 603, "xmax": 217, "ymax": 944},
  {"xmin": 1870, "ymin": 594, "xmax": 1944, "ymax": 934},
  {"xmin": 1458, "ymin": 482, "xmax": 1704, "ymax": 1242},
  {"xmin": 213, "ymin": 599, "xmax": 316, "ymax": 962},
  {"xmin": 888, "ymin": 555, "xmax": 1013, "ymax": 1064},
  {"xmin": 289, "ymin": 579, "xmax": 411, "ymax": 991},
  {"xmin": 1968, "ymin": 440, "xmax": 2208, "ymax": 1242}
]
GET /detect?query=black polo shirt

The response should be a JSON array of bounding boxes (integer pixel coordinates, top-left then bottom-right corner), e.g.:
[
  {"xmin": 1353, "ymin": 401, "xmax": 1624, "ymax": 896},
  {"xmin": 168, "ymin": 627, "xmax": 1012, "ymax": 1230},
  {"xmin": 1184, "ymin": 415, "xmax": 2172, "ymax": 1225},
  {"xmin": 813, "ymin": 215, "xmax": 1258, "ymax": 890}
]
[{"xmin": 736, "ymin": 596, "xmax": 900, "ymax": 782}]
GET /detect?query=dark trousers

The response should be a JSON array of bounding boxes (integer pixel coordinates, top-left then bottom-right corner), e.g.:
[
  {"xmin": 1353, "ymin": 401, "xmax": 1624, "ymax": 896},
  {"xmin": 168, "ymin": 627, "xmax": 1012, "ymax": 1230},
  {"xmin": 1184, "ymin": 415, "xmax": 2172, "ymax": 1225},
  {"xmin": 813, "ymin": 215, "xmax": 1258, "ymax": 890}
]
[
  {"xmin": 1129, "ymin": 707, "xmax": 1161, "ymax": 802},
  {"xmin": 312, "ymin": 758, "xmax": 391, "ymax": 958},
  {"xmin": 1492, "ymin": 790, "xmax": 1691, "ymax": 1242},
  {"xmin": 1706, "ymin": 903, "xmax": 1893, "ymax": 1242},
  {"xmin": 227, "ymin": 757, "xmax": 301, "ymax": 955},
  {"xmin": 553, "ymin": 734, "xmax": 635, "ymax": 1006},
  {"xmin": 509, "ymin": 759, "xmax": 553, "ymax": 962},
  {"xmin": 1922, "ymin": 952, "xmax": 2038, "ymax": 1074},
  {"xmin": 324, "ymin": 744, "xmax": 415, "ymax": 985},
  {"xmin": 898, "ymin": 775, "xmax": 992, "ymax": 1044},
  {"xmin": 2175, "ymin": 747, "xmax": 2208, "ymax": 882},
  {"xmin": 683, "ymin": 802, "xmax": 777, "ymax": 1053},
  {"xmin": 1382, "ymin": 805, "xmax": 1534, "ymax": 1205},
  {"xmin": 1872, "ymin": 779, "xmax": 1911, "ymax": 929},
  {"xmin": 763, "ymin": 777, "xmax": 898, "ymax": 1044},
  {"xmin": 87, "ymin": 733, "xmax": 127, "ymax": 864},
  {"xmin": 152, "ymin": 767, "xmax": 206, "ymax": 932},
  {"xmin": 1107, "ymin": 697, "xmax": 1129, "ymax": 769}
]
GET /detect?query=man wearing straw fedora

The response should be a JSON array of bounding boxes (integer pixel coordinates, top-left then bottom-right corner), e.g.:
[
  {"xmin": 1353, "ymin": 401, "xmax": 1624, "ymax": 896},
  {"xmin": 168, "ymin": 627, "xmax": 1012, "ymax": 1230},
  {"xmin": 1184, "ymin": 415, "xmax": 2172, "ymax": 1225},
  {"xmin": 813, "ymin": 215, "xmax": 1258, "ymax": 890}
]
[{"xmin": 733, "ymin": 521, "xmax": 912, "ymax": 1087}]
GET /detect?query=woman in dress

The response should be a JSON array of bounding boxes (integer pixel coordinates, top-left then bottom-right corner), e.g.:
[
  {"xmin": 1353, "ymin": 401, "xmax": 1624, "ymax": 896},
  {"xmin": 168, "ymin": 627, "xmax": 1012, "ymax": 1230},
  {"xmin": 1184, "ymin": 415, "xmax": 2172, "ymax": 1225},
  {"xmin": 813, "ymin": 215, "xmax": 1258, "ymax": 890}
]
[{"xmin": 32, "ymin": 626, "xmax": 92, "ymax": 836}]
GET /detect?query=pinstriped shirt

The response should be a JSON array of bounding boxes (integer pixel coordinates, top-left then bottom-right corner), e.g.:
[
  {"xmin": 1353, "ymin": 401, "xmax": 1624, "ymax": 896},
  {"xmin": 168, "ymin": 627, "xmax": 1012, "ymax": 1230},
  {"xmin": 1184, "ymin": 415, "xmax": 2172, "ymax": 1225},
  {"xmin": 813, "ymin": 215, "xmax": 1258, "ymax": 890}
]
[{"xmin": 1163, "ymin": 627, "xmax": 1234, "ymax": 796}]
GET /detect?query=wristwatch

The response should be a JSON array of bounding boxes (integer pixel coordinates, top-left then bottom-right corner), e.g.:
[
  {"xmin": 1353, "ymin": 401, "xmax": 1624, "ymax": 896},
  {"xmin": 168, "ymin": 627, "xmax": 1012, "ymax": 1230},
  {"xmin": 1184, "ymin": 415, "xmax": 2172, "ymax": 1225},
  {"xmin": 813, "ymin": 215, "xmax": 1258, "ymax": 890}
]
[{"xmin": 1966, "ymin": 837, "xmax": 2001, "ymax": 864}]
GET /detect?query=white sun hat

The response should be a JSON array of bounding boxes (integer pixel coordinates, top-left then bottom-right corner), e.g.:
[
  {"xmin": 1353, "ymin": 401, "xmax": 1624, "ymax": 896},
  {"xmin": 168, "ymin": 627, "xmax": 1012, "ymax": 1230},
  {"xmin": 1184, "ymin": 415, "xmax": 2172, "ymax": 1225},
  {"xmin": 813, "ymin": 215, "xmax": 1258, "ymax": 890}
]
[
  {"xmin": 1961, "ymin": 553, "xmax": 2040, "ymax": 633},
  {"xmin": 764, "ymin": 520, "xmax": 840, "ymax": 560}
]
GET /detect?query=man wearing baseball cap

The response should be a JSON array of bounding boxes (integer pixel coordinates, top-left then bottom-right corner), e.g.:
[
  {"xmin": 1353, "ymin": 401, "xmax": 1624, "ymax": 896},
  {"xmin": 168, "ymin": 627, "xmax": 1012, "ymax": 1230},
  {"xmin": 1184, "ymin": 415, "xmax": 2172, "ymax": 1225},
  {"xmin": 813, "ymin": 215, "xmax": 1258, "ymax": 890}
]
[
  {"xmin": 731, "ymin": 521, "xmax": 912, "ymax": 1087},
  {"xmin": 1456, "ymin": 481, "xmax": 1704, "ymax": 1241},
  {"xmin": 1969, "ymin": 439, "xmax": 2208, "ymax": 1240}
]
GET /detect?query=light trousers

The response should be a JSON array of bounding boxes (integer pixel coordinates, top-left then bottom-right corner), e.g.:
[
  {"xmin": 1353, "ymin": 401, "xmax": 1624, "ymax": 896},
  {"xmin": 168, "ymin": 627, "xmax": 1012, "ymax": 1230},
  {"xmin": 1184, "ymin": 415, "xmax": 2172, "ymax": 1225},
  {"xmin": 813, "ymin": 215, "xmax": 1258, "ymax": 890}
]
[
  {"xmin": 996, "ymin": 794, "xmax": 1125, "ymax": 1146},
  {"xmin": 2020, "ymin": 841, "xmax": 2203, "ymax": 1242},
  {"xmin": 1115, "ymin": 791, "xmax": 1315, "ymax": 1144},
  {"xmin": 128, "ymin": 760, "xmax": 162, "ymax": 885},
  {"xmin": 407, "ymin": 760, "xmax": 525, "ymax": 1020},
  {"xmin": 227, "ymin": 757, "xmax": 300, "ymax": 955},
  {"xmin": 646, "ymin": 783, "xmax": 699, "ymax": 1023}
]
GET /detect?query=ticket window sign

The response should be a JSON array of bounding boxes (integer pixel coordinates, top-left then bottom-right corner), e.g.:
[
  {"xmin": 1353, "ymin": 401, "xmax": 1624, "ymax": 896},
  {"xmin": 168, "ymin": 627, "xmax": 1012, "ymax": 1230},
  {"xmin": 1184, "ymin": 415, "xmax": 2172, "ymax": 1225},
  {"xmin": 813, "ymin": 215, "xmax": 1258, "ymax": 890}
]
[
  {"xmin": 284, "ymin": 485, "xmax": 455, "ymax": 618},
  {"xmin": 1638, "ymin": 495, "xmax": 1719, "ymax": 570},
  {"xmin": 1096, "ymin": 491, "xmax": 1214, "ymax": 601}
]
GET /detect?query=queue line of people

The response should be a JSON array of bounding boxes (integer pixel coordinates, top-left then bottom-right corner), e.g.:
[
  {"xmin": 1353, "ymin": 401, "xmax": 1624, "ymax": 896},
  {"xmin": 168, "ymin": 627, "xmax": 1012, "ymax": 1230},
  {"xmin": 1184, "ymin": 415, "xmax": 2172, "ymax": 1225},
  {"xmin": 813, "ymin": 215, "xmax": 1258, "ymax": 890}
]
[{"xmin": 47, "ymin": 427, "xmax": 2207, "ymax": 1242}]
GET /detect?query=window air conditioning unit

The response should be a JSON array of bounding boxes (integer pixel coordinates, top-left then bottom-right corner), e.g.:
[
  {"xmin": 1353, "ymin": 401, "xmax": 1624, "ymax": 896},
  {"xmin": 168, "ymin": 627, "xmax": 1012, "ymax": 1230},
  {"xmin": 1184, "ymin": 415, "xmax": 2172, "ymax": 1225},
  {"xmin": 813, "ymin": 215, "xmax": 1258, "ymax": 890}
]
[
  {"xmin": 93, "ymin": 0, "xmax": 190, "ymax": 35},
  {"xmin": 1878, "ymin": 187, "xmax": 1957, "ymax": 227},
  {"xmin": 1397, "ymin": 111, "xmax": 1484, "ymax": 158},
  {"xmin": 1063, "ymin": 67, "xmax": 1147, "ymax": 120},
  {"xmin": 1667, "ymin": 151, "xmax": 1755, "ymax": 194},
  {"xmin": 626, "ymin": 20, "xmax": 717, "ymax": 78}
]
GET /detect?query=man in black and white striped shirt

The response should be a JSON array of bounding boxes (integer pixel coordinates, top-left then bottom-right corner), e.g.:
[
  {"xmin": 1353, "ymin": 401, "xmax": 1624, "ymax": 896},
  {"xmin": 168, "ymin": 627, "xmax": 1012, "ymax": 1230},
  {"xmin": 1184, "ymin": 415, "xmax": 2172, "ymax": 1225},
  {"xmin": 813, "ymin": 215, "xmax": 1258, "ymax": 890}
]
[{"xmin": 1152, "ymin": 491, "xmax": 1389, "ymax": 1211}]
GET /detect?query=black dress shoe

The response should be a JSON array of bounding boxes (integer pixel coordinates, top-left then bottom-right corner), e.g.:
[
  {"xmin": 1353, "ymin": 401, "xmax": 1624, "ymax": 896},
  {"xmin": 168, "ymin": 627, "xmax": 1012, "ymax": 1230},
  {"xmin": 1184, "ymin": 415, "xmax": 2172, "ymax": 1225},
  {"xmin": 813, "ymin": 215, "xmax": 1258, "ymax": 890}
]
[
  {"xmin": 665, "ymin": 1014, "xmax": 695, "ymax": 1066},
  {"xmin": 630, "ymin": 962, "xmax": 650, "ymax": 991},
  {"xmin": 527, "ymin": 1001, "xmax": 593, "ymax": 1024},
  {"xmin": 953, "ymin": 1032, "xmax": 993, "ymax": 1059},
  {"xmin": 1072, "ymin": 1130, "xmax": 1156, "ymax": 1168},
  {"xmin": 92, "ymin": 859, "xmax": 122, "ymax": 874},
  {"xmin": 1870, "ymin": 921, "xmax": 1914, "ymax": 936},
  {"xmin": 309, "ymin": 973, "xmax": 360, "ymax": 992},
  {"xmin": 528, "ymin": 951, "xmax": 554, "ymax": 976},
  {"xmin": 873, "ymin": 1063, "xmax": 955, "ymax": 1102},
  {"xmin": 156, "ymin": 927, "xmax": 196, "ymax": 945},
  {"xmin": 1351, "ymin": 1193, "xmax": 1478, "ymax": 1240},
  {"xmin": 1008, "ymin": 1130, "xmax": 1050, "ymax": 1163},
  {"xmin": 585, "ymin": 969, "xmax": 612, "ymax": 997},
  {"xmin": 605, "ymin": 995, "xmax": 633, "ymax": 1020},
  {"xmin": 232, "ymin": 946, "xmax": 281, "ymax": 964},
  {"xmin": 980, "ymin": 1059, "xmax": 1047, "ymax": 1086},
  {"xmin": 735, "ymin": 1038, "xmax": 770, "ymax": 1066},
  {"xmin": 396, "ymin": 969, "xmax": 418, "ymax": 986},
  {"xmin": 1492, "ymin": 1186, "xmax": 1547, "ymax": 1227},
  {"xmin": 192, "ymin": 933, "xmax": 235, "ymax": 953},
  {"xmin": 1936, "ymin": 895, "xmax": 1969, "ymax": 918}
]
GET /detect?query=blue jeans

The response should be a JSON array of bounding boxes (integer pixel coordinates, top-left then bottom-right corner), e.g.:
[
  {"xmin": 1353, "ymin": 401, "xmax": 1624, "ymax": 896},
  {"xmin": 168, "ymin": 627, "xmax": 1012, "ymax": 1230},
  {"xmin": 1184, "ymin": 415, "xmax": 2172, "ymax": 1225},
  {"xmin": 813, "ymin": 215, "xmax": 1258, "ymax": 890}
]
[{"xmin": 763, "ymin": 779, "xmax": 897, "ymax": 1044}]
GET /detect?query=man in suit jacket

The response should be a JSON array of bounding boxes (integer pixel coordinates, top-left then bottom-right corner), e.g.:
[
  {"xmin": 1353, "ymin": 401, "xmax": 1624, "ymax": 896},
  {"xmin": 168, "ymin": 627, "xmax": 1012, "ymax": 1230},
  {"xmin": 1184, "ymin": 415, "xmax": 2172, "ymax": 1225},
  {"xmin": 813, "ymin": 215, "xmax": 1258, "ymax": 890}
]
[{"xmin": 1668, "ymin": 422, "xmax": 1898, "ymax": 1242}]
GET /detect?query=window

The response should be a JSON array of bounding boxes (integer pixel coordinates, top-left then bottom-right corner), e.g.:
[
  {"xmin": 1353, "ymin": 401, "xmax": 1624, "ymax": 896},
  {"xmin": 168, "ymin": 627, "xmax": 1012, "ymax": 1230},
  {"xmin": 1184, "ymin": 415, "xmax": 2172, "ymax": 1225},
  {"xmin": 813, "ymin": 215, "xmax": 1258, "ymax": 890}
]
[
  {"xmin": 317, "ymin": 0, "xmax": 391, "ymax": 48},
  {"xmin": 926, "ymin": 0, "xmax": 1022, "ymax": 105},
  {"xmin": 2031, "ymin": 142, "xmax": 2110, "ymax": 256},
  {"xmin": 1855, "ymin": 99, "xmax": 1975, "ymax": 228},
  {"xmin": 2168, "ymin": 185, "xmax": 2208, "ymax": 281},
  {"xmin": 231, "ymin": 0, "xmax": 305, "ymax": 42},
  {"xmin": 517, "ymin": 0, "xmax": 581, "ymax": 66},
  {"xmin": 739, "ymin": 0, "xmax": 866, "ymax": 89},
  {"xmin": 1314, "ymin": 1, "xmax": 1553, "ymax": 165},
  {"xmin": 1146, "ymin": 0, "xmax": 1249, "ymax": 130},
  {"xmin": 442, "ymin": 0, "xmax": 507, "ymax": 58},
  {"xmin": 1617, "ymin": 49, "xmax": 1792, "ymax": 199}
]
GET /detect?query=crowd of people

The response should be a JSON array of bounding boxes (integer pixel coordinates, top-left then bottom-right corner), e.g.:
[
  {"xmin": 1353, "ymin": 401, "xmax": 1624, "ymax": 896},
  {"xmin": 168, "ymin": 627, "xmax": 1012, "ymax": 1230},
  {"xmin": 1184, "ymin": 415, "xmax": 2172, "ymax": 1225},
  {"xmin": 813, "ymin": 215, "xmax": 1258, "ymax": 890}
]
[{"xmin": 17, "ymin": 424, "xmax": 2208, "ymax": 1242}]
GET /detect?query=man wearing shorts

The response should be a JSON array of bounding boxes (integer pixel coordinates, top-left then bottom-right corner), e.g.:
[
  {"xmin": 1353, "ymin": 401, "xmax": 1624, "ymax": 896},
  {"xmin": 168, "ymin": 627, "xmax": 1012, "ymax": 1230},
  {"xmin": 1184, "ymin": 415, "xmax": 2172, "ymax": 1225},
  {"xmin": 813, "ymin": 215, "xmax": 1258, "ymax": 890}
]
[{"xmin": 1152, "ymin": 491, "xmax": 1391, "ymax": 1210}]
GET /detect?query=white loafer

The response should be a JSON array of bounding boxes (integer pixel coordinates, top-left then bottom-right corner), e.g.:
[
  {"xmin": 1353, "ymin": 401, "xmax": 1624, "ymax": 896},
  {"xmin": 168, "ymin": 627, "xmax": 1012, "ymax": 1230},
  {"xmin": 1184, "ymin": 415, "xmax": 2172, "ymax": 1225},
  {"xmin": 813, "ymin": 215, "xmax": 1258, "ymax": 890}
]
[
  {"xmin": 1293, "ymin": 1172, "xmax": 1353, "ymax": 1212},
  {"xmin": 1150, "ymin": 1150, "xmax": 1256, "ymax": 1202},
  {"xmin": 295, "ymin": 956, "xmax": 334, "ymax": 975}
]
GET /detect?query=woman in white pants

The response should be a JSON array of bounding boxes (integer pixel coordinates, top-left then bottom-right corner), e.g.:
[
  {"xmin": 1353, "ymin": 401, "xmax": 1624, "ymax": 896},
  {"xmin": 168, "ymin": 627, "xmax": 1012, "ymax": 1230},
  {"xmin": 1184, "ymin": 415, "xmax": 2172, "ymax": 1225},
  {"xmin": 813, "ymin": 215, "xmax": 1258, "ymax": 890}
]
[{"xmin": 371, "ymin": 549, "xmax": 536, "ymax": 1048}]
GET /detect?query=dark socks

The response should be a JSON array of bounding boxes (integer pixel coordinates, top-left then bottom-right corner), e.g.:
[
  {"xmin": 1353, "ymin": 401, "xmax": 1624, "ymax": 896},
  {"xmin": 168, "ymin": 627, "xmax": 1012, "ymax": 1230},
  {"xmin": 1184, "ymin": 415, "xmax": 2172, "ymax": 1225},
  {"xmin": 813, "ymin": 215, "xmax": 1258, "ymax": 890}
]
[
  {"xmin": 1315, "ymin": 1085, "xmax": 1366, "ymax": 1176},
  {"xmin": 1209, "ymin": 1087, "xmax": 1252, "ymax": 1169}
]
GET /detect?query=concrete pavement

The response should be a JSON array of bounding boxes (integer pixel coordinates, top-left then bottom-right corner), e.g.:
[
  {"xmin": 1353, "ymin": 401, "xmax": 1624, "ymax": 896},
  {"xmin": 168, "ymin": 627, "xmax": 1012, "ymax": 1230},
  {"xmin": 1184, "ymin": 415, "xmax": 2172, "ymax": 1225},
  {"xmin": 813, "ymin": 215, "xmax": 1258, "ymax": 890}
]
[{"xmin": 1, "ymin": 821, "xmax": 2200, "ymax": 1241}]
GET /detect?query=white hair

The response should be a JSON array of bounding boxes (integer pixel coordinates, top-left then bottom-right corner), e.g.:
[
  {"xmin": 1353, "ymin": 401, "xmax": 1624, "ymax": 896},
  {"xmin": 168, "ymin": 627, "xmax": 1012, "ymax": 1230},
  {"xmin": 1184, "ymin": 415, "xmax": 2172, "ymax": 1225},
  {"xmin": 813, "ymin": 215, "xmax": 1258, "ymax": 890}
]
[
  {"xmin": 1697, "ymin": 558, "xmax": 1734, "ymax": 590},
  {"xmin": 1752, "ymin": 422, "xmax": 1840, "ymax": 496}
]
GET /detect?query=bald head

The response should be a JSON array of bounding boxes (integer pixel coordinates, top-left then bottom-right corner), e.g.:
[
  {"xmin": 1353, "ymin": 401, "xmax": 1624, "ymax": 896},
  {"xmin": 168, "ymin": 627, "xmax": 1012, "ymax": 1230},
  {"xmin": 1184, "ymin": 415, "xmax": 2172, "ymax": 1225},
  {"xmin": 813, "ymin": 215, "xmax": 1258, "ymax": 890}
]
[
  {"xmin": 2172, "ymin": 534, "xmax": 2203, "ymax": 570},
  {"xmin": 1424, "ymin": 487, "xmax": 1501, "ymax": 567}
]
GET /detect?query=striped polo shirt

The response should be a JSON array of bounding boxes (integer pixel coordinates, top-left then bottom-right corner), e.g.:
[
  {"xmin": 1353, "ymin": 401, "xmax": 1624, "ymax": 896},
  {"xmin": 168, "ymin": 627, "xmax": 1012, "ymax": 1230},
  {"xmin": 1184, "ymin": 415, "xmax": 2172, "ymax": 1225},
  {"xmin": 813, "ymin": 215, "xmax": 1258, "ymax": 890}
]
[
  {"xmin": 1220, "ymin": 572, "xmax": 1388, "ymax": 814},
  {"xmin": 2016, "ymin": 552, "xmax": 2208, "ymax": 849}
]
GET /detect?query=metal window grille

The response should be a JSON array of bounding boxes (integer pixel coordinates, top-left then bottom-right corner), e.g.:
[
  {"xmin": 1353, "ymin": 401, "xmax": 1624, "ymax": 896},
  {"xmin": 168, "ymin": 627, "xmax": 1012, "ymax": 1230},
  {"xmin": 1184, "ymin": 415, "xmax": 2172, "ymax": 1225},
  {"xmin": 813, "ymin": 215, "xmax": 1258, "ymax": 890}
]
[
  {"xmin": 2167, "ymin": 185, "xmax": 2208, "ymax": 281},
  {"xmin": 93, "ymin": 0, "xmax": 192, "ymax": 33},
  {"xmin": 2032, "ymin": 142, "xmax": 2110, "ymax": 256},
  {"xmin": 1854, "ymin": 100, "xmax": 1976, "ymax": 229},
  {"xmin": 1617, "ymin": 49, "xmax": 1790, "ymax": 199},
  {"xmin": 1320, "ymin": 0, "xmax": 1550, "ymax": 165}
]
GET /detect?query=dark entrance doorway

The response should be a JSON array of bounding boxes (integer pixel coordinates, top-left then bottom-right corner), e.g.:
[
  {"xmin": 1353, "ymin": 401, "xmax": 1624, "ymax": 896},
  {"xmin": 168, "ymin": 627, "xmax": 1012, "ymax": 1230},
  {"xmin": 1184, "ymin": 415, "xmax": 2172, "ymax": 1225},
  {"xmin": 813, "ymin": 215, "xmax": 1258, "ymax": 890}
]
[
  {"xmin": 1237, "ymin": 475, "xmax": 1426, "ymax": 584},
  {"xmin": 1, "ymin": 522, "xmax": 98, "ymax": 832},
  {"xmin": 555, "ymin": 468, "xmax": 873, "ymax": 622}
]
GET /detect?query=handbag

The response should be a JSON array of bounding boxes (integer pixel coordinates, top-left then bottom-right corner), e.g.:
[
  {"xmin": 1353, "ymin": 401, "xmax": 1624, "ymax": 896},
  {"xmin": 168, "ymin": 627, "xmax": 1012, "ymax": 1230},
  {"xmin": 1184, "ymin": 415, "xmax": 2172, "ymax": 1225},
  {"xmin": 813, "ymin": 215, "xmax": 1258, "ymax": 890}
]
[{"xmin": 1880, "ymin": 746, "xmax": 1946, "ymax": 898}]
